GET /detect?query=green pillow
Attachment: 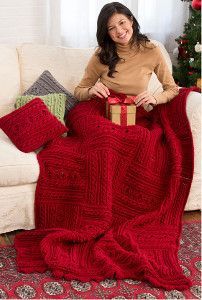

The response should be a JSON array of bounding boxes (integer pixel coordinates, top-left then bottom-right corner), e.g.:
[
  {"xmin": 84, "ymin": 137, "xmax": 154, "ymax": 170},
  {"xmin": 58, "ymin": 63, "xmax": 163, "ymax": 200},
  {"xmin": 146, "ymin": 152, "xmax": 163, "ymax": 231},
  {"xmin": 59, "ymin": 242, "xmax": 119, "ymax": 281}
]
[{"xmin": 15, "ymin": 93, "xmax": 66, "ymax": 123}]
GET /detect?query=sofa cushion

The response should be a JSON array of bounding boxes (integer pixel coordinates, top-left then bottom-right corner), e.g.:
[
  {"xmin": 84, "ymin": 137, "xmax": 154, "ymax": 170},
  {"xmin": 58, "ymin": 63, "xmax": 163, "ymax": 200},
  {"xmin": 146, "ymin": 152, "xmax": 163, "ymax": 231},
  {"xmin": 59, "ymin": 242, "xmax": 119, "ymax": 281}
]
[
  {"xmin": 15, "ymin": 93, "xmax": 66, "ymax": 123},
  {"xmin": 0, "ymin": 130, "xmax": 39, "ymax": 186},
  {"xmin": 0, "ymin": 45, "xmax": 21, "ymax": 105},
  {"xmin": 0, "ymin": 98, "xmax": 68, "ymax": 153},
  {"xmin": 18, "ymin": 44, "xmax": 94, "ymax": 94},
  {"xmin": 22, "ymin": 70, "xmax": 78, "ymax": 114},
  {"xmin": 0, "ymin": 104, "xmax": 15, "ymax": 118}
]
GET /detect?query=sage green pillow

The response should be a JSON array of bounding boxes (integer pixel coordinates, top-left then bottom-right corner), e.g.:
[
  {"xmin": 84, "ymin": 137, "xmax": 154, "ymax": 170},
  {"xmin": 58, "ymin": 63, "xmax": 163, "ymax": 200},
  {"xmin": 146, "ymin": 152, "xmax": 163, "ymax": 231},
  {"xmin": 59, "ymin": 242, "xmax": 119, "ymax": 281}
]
[{"xmin": 15, "ymin": 93, "xmax": 66, "ymax": 123}]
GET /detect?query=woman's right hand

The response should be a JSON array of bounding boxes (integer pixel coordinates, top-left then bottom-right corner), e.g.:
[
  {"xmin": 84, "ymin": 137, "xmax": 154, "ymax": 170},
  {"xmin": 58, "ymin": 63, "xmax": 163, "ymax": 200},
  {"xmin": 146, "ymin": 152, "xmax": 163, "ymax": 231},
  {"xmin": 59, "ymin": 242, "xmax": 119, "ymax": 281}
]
[{"xmin": 88, "ymin": 82, "xmax": 110, "ymax": 99}]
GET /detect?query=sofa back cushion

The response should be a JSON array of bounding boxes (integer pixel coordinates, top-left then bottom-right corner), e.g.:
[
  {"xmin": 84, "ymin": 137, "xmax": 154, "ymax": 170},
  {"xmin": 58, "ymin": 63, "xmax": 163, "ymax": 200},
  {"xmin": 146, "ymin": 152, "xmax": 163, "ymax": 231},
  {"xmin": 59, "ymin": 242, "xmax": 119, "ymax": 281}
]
[
  {"xmin": 0, "ymin": 45, "xmax": 21, "ymax": 116},
  {"xmin": 18, "ymin": 44, "xmax": 95, "ymax": 95},
  {"xmin": 18, "ymin": 40, "xmax": 172, "ymax": 100}
]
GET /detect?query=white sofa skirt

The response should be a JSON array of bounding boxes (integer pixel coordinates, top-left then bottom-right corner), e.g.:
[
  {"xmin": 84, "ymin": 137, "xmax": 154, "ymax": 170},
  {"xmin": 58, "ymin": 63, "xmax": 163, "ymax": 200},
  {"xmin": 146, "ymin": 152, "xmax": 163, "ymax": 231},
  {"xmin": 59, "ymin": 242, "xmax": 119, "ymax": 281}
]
[{"xmin": 0, "ymin": 184, "xmax": 35, "ymax": 233}]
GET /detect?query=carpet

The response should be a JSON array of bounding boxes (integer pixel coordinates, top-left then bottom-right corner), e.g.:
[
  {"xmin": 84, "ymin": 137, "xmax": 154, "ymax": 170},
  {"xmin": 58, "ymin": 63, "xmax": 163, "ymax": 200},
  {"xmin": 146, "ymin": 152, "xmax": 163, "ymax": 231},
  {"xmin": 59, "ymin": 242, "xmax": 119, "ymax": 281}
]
[{"xmin": 0, "ymin": 221, "xmax": 201, "ymax": 299}]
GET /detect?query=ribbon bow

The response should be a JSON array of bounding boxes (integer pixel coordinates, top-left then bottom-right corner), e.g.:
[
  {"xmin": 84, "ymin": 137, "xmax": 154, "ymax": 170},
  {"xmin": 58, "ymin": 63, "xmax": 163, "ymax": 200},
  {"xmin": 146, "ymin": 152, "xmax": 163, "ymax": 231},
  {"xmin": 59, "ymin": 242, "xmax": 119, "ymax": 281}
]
[{"xmin": 107, "ymin": 90, "xmax": 136, "ymax": 104}]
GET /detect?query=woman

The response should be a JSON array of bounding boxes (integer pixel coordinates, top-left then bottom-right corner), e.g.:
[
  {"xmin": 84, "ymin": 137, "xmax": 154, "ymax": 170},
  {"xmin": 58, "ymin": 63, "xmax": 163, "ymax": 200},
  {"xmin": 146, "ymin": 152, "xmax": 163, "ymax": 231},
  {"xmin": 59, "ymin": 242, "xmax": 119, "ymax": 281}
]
[{"xmin": 74, "ymin": 1, "xmax": 179, "ymax": 107}]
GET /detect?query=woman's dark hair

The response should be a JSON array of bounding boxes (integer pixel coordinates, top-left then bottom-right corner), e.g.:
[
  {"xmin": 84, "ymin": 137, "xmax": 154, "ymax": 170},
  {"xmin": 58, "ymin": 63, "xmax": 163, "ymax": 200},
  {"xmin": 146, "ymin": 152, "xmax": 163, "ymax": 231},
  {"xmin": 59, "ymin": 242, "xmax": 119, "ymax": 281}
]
[{"xmin": 96, "ymin": 2, "xmax": 149, "ymax": 77}]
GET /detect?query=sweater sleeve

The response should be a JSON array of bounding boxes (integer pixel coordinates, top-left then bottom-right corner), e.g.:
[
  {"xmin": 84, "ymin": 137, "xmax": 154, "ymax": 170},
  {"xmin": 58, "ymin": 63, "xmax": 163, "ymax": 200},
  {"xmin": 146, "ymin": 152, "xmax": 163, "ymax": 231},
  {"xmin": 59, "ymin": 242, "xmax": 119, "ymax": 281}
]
[
  {"xmin": 153, "ymin": 46, "xmax": 179, "ymax": 104},
  {"xmin": 74, "ymin": 52, "xmax": 102, "ymax": 101}
]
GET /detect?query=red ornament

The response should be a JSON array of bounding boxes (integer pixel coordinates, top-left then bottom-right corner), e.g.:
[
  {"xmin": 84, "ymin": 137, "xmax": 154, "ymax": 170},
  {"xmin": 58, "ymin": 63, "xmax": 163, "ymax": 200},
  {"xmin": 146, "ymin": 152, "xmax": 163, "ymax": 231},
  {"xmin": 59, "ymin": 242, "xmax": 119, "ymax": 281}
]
[
  {"xmin": 180, "ymin": 39, "xmax": 188, "ymax": 45},
  {"xmin": 192, "ymin": 0, "xmax": 201, "ymax": 10},
  {"xmin": 178, "ymin": 45, "xmax": 189, "ymax": 59},
  {"xmin": 179, "ymin": 34, "xmax": 188, "ymax": 45}
]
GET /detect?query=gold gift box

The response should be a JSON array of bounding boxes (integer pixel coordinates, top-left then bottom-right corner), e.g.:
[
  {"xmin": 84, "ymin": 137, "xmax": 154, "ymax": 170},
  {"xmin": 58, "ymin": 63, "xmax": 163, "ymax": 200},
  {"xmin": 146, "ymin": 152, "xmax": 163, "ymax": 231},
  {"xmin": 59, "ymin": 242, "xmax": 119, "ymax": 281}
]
[{"xmin": 106, "ymin": 103, "xmax": 136, "ymax": 125}]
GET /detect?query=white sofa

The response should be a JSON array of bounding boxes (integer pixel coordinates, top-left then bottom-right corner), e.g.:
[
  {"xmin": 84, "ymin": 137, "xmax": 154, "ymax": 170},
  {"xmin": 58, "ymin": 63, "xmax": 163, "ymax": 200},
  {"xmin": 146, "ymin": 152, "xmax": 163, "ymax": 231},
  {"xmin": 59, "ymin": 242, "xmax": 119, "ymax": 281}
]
[{"xmin": 0, "ymin": 41, "xmax": 201, "ymax": 234}]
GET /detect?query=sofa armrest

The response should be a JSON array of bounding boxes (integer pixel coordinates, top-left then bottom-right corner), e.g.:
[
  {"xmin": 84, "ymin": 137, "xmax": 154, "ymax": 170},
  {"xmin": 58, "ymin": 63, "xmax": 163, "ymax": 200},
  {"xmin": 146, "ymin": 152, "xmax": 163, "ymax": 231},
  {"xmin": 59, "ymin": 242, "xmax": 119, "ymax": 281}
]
[{"xmin": 185, "ymin": 91, "xmax": 201, "ymax": 211}]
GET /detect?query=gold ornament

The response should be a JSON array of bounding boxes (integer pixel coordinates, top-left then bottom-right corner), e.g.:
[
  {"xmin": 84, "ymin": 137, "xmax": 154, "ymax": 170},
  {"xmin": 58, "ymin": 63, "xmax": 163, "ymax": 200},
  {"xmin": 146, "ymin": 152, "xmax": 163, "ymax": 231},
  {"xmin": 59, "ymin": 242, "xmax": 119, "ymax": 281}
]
[{"xmin": 196, "ymin": 78, "xmax": 201, "ymax": 89}]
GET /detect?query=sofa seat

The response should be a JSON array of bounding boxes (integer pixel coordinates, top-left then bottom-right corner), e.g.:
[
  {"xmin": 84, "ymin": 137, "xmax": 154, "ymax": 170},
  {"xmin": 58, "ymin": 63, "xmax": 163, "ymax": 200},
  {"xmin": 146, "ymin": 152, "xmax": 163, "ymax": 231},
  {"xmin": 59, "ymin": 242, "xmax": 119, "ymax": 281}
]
[{"xmin": 0, "ymin": 130, "xmax": 39, "ymax": 186}]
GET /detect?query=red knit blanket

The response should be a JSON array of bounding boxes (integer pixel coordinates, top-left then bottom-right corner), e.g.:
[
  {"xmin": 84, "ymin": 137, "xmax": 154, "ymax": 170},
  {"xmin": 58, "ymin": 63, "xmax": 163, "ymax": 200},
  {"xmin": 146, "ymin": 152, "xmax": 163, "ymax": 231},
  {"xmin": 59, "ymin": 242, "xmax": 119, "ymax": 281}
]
[{"xmin": 15, "ymin": 88, "xmax": 195, "ymax": 291}]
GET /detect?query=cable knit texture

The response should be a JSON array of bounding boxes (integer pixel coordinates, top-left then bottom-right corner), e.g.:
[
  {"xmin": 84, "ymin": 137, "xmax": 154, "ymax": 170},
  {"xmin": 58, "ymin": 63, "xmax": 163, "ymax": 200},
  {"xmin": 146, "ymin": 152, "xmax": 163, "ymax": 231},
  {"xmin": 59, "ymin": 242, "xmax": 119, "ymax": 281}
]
[
  {"xmin": 15, "ymin": 93, "xmax": 67, "ymax": 123},
  {"xmin": 15, "ymin": 88, "xmax": 195, "ymax": 290},
  {"xmin": 23, "ymin": 70, "xmax": 79, "ymax": 114},
  {"xmin": 0, "ymin": 98, "xmax": 68, "ymax": 153}
]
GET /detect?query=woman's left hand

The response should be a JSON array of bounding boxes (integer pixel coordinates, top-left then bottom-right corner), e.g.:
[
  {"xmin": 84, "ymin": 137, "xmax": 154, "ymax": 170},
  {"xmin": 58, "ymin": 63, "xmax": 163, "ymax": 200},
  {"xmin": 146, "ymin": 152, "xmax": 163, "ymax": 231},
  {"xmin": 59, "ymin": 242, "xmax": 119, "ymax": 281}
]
[{"xmin": 135, "ymin": 91, "xmax": 157, "ymax": 107}]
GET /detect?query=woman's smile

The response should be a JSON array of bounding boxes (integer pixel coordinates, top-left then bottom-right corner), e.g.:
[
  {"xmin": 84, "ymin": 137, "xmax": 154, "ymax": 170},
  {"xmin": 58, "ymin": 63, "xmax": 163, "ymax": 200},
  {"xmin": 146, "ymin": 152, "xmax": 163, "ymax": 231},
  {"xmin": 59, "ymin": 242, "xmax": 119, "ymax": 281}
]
[{"xmin": 107, "ymin": 13, "xmax": 133, "ymax": 45}]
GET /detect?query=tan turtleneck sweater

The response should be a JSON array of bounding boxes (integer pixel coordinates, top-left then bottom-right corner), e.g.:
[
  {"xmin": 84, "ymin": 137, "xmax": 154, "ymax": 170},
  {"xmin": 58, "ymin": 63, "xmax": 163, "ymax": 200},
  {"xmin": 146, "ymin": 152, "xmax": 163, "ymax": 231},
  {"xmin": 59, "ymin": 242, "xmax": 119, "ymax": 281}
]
[{"xmin": 74, "ymin": 42, "xmax": 179, "ymax": 104}]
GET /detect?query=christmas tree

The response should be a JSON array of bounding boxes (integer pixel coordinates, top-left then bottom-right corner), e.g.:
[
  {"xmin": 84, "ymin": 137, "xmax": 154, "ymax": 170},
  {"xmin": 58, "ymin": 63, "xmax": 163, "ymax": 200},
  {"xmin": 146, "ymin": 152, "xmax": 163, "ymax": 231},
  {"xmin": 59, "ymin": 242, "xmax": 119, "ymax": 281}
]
[{"xmin": 173, "ymin": 0, "xmax": 201, "ymax": 87}]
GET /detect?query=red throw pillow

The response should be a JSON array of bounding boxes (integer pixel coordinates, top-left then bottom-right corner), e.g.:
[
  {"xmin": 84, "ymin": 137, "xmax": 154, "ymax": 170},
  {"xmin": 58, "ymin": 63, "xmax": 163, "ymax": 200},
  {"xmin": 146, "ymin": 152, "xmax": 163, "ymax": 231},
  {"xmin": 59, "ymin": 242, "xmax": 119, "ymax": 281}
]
[{"xmin": 0, "ymin": 98, "xmax": 68, "ymax": 152}]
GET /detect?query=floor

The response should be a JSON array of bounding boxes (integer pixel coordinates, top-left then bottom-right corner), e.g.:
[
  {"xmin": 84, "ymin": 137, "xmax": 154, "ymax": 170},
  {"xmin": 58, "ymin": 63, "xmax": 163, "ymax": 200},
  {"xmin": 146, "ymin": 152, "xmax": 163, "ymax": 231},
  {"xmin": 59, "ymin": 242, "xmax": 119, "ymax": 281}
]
[
  {"xmin": 182, "ymin": 210, "xmax": 201, "ymax": 222},
  {"xmin": 0, "ymin": 210, "xmax": 201, "ymax": 246}
]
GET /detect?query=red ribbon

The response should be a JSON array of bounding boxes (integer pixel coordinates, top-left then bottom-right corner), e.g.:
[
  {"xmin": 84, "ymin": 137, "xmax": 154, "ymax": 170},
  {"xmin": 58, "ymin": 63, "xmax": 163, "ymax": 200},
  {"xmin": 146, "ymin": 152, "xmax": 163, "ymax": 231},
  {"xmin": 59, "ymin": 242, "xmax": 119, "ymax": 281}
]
[
  {"xmin": 107, "ymin": 90, "xmax": 136, "ymax": 105},
  {"xmin": 107, "ymin": 90, "xmax": 136, "ymax": 125}
]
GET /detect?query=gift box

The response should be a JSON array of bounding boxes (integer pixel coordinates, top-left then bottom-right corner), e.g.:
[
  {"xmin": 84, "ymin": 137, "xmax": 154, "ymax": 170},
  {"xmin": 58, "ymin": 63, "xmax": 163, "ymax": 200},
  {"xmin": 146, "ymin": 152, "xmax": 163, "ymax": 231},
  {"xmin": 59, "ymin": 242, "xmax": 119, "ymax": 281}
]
[{"xmin": 106, "ymin": 91, "xmax": 136, "ymax": 126}]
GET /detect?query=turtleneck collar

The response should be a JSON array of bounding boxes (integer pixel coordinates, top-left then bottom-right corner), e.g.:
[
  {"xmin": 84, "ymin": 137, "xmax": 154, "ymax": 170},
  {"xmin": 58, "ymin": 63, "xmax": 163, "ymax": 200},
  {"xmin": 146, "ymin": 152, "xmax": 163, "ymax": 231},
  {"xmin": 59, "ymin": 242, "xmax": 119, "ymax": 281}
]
[{"xmin": 116, "ymin": 42, "xmax": 138, "ymax": 57}]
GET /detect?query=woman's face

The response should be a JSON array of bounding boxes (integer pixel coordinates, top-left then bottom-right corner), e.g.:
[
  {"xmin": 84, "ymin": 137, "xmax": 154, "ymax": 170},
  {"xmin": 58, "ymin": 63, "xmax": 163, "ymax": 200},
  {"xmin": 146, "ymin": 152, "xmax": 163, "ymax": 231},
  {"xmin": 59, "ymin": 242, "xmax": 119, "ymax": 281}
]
[{"xmin": 107, "ymin": 13, "xmax": 133, "ymax": 45}]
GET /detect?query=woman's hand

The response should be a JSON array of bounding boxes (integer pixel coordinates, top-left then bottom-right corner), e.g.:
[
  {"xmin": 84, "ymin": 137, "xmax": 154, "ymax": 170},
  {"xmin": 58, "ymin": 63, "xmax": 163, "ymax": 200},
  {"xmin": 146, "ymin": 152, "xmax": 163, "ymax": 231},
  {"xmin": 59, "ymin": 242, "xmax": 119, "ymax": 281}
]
[
  {"xmin": 135, "ymin": 91, "xmax": 157, "ymax": 107},
  {"xmin": 88, "ymin": 82, "xmax": 110, "ymax": 99}
]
